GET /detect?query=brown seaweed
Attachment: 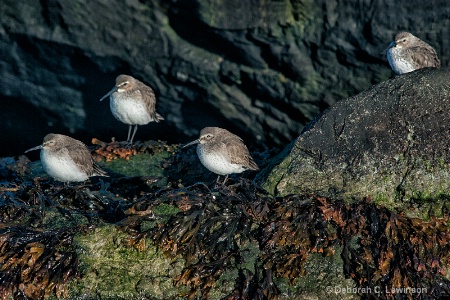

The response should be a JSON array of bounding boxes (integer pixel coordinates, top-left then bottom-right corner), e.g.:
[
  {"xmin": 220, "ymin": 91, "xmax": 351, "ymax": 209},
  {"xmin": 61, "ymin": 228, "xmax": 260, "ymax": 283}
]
[
  {"xmin": 0, "ymin": 226, "xmax": 81, "ymax": 299},
  {"xmin": 1, "ymin": 152, "xmax": 450, "ymax": 299}
]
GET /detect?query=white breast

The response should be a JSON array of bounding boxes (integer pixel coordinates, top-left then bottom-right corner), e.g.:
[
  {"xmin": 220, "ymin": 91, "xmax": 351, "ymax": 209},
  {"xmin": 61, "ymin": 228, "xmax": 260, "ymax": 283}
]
[
  {"xmin": 41, "ymin": 150, "xmax": 89, "ymax": 182},
  {"xmin": 110, "ymin": 94, "xmax": 152, "ymax": 125},
  {"xmin": 387, "ymin": 48, "xmax": 416, "ymax": 74},
  {"xmin": 197, "ymin": 145, "xmax": 246, "ymax": 175}
]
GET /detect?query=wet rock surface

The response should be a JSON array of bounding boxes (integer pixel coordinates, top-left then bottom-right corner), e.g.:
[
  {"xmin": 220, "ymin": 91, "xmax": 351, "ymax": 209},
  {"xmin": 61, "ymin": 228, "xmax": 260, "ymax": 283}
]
[
  {"xmin": 1, "ymin": 0, "xmax": 449, "ymax": 156},
  {"xmin": 1, "ymin": 1, "xmax": 449, "ymax": 298},
  {"xmin": 1, "ymin": 144, "xmax": 450, "ymax": 299},
  {"xmin": 260, "ymin": 68, "xmax": 450, "ymax": 206}
]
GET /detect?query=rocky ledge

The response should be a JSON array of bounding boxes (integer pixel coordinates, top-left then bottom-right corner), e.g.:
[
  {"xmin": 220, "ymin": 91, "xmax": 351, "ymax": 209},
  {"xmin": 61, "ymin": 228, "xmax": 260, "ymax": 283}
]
[
  {"xmin": 1, "ymin": 0, "xmax": 449, "ymax": 157},
  {"xmin": 0, "ymin": 68, "xmax": 449, "ymax": 300},
  {"xmin": 259, "ymin": 68, "xmax": 450, "ymax": 209}
]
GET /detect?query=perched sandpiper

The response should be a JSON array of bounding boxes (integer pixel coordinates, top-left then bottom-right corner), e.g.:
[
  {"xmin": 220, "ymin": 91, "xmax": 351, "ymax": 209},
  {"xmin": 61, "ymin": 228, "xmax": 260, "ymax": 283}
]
[
  {"xmin": 386, "ymin": 31, "xmax": 440, "ymax": 75},
  {"xmin": 100, "ymin": 74, "xmax": 164, "ymax": 144},
  {"xmin": 25, "ymin": 133, "xmax": 108, "ymax": 183},
  {"xmin": 183, "ymin": 127, "xmax": 259, "ymax": 184}
]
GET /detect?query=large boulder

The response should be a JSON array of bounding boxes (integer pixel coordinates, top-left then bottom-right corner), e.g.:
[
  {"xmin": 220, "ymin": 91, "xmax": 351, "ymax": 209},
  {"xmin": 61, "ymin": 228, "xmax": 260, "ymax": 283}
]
[
  {"xmin": 259, "ymin": 68, "xmax": 450, "ymax": 207},
  {"xmin": 1, "ymin": 0, "xmax": 449, "ymax": 157}
]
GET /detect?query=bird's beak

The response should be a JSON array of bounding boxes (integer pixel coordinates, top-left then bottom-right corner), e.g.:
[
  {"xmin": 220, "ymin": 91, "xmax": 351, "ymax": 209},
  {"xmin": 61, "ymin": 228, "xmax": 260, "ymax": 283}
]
[
  {"xmin": 380, "ymin": 41, "xmax": 396, "ymax": 55},
  {"xmin": 182, "ymin": 139, "xmax": 200, "ymax": 148},
  {"xmin": 25, "ymin": 145, "xmax": 43, "ymax": 153},
  {"xmin": 100, "ymin": 86, "xmax": 118, "ymax": 101}
]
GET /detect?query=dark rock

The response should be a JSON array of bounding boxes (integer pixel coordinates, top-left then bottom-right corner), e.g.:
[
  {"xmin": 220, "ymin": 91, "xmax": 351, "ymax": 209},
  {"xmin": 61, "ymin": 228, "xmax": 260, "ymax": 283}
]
[
  {"xmin": 259, "ymin": 68, "xmax": 450, "ymax": 205},
  {"xmin": 2, "ymin": 133, "xmax": 450, "ymax": 299},
  {"xmin": 1, "ymin": 0, "xmax": 449, "ymax": 156}
]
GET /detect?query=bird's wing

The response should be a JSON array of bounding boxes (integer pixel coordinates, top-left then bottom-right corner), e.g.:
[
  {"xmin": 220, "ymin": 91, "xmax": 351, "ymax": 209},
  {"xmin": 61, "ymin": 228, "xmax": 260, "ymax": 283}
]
[
  {"xmin": 408, "ymin": 45, "xmax": 441, "ymax": 68},
  {"xmin": 137, "ymin": 84, "xmax": 164, "ymax": 122},
  {"xmin": 223, "ymin": 137, "xmax": 259, "ymax": 171},
  {"xmin": 64, "ymin": 141, "xmax": 97, "ymax": 176}
]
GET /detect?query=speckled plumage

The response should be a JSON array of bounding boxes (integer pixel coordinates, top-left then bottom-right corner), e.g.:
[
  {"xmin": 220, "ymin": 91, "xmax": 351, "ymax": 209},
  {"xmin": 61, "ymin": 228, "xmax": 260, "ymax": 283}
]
[
  {"xmin": 183, "ymin": 127, "xmax": 259, "ymax": 184},
  {"xmin": 387, "ymin": 32, "xmax": 440, "ymax": 75},
  {"xmin": 25, "ymin": 134, "xmax": 107, "ymax": 183},
  {"xmin": 100, "ymin": 75, "xmax": 164, "ymax": 143}
]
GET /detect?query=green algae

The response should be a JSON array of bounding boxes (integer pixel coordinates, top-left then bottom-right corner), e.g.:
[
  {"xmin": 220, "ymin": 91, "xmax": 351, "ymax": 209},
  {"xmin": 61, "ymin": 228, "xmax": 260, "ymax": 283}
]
[
  {"xmin": 260, "ymin": 68, "xmax": 450, "ymax": 216},
  {"xmin": 276, "ymin": 249, "xmax": 357, "ymax": 300},
  {"xmin": 208, "ymin": 237, "xmax": 261, "ymax": 299},
  {"xmin": 41, "ymin": 207, "xmax": 90, "ymax": 230},
  {"xmin": 25, "ymin": 148, "xmax": 174, "ymax": 182},
  {"xmin": 139, "ymin": 203, "xmax": 181, "ymax": 232},
  {"xmin": 98, "ymin": 151, "xmax": 172, "ymax": 178},
  {"xmin": 258, "ymin": 140, "xmax": 296, "ymax": 195},
  {"xmin": 69, "ymin": 224, "xmax": 186, "ymax": 300},
  {"xmin": 262, "ymin": 146, "xmax": 449, "ymax": 217},
  {"xmin": 3, "ymin": 132, "xmax": 449, "ymax": 300}
]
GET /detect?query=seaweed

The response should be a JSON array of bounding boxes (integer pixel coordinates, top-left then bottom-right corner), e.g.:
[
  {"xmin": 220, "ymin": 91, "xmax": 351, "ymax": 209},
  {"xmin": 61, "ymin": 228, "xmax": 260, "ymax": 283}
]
[
  {"xmin": 1, "ymin": 148, "xmax": 450, "ymax": 300},
  {"xmin": 91, "ymin": 138, "xmax": 179, "ymax": 162},
  {"xmin": 148, "ymin": 180, "xmax": 273, "ymax": 299},
  {"xmin": 260, "ymin": 195, "xmax": 338, "ymax": 281},
  {"xmin": 0, "ymin": 226, "xmax": 81, "ymax": 299},
  {"xmin": 147, "ymin": 188, "xmax": 450, "ymax": 299}
]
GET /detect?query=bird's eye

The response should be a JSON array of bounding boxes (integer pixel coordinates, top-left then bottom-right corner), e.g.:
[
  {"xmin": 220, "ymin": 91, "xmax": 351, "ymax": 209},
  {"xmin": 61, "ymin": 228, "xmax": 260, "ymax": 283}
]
[
  {"xmin": 206, "ymin": 134, "xmax": 213, "ymax": 138},
  {"xmin": 402, "ymin": 39, "xmax": 406, "ymax": 42}
]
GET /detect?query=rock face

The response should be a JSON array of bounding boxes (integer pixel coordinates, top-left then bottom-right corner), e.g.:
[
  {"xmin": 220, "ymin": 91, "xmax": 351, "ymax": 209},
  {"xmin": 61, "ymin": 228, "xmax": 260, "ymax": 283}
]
[
  {"xmin": 0, "ymin": 0, "xmax": 449, "ymax": 157},
  {"xmin": 260, "ymin": 68, "xmax": 450, "ymax": 205}
]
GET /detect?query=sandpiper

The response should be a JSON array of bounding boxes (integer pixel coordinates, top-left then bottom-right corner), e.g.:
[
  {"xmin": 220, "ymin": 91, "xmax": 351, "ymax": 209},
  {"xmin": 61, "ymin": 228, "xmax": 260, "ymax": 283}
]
[
  {"xmin": 183, "ymin": 127, "xmax": 259, "ymax": 184},
  {"xmin": 386, "ymin": 31, "xmax": 440, "ymax": 75},
  {"xmin": 100, "ymin": 74, "xmax": 164, "ymax": 144},
  {"xmin": 25, "ymin": 133, "xmax": 108, "ymax": 183}
]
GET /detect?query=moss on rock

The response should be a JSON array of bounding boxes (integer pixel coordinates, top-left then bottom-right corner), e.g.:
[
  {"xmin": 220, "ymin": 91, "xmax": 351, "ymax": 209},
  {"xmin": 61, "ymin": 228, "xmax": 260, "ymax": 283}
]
[
  {"xmin": 70, "ymin": 224, "xmax": 185, "ymax": 299},
  {"xmin": 259, "ymin": 68, "xmax": 450, "ymax": 214}
]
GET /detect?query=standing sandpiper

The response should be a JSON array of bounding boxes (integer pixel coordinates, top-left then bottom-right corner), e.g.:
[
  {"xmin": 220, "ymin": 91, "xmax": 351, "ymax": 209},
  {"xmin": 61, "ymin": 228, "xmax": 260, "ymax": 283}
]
[
  {"xmin": 100, "ymin": 75, "xmax": 164, "ymax": 144},
  {"xmin": 25, "ymin": 134, "xmax": 108, "ymax": 183},
  {"xmin": 386, "ymin": 31, "xmax": 440, "ymax": 75},
  {"xmin": 183, "ymin": 127, "xmax": 259, "ymax": 184}
]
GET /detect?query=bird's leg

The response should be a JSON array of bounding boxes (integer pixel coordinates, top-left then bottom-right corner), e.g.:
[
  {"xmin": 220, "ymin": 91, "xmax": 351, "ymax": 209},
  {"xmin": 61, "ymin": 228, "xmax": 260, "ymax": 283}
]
[
  {"xmin": 127, "ymin": 125, "xmax": 133, "ymax": 143},
  {"xmin": 125, "ymin": 125, "xmax": 138, "ymax": 148},
  {"xmin": 129, "ymin": 125, "xmax": 139, "ymax": 145},
  {"xmin": 213, "ymin": 175, "xmax": 222, "ymax": 188},
  {"xmin": 214, "ymin": 175, "xmax": 228, "ymax": 188},
  {"xmin": 222, "ymin": 175, "xmax": 229, "ymax": 186}
]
